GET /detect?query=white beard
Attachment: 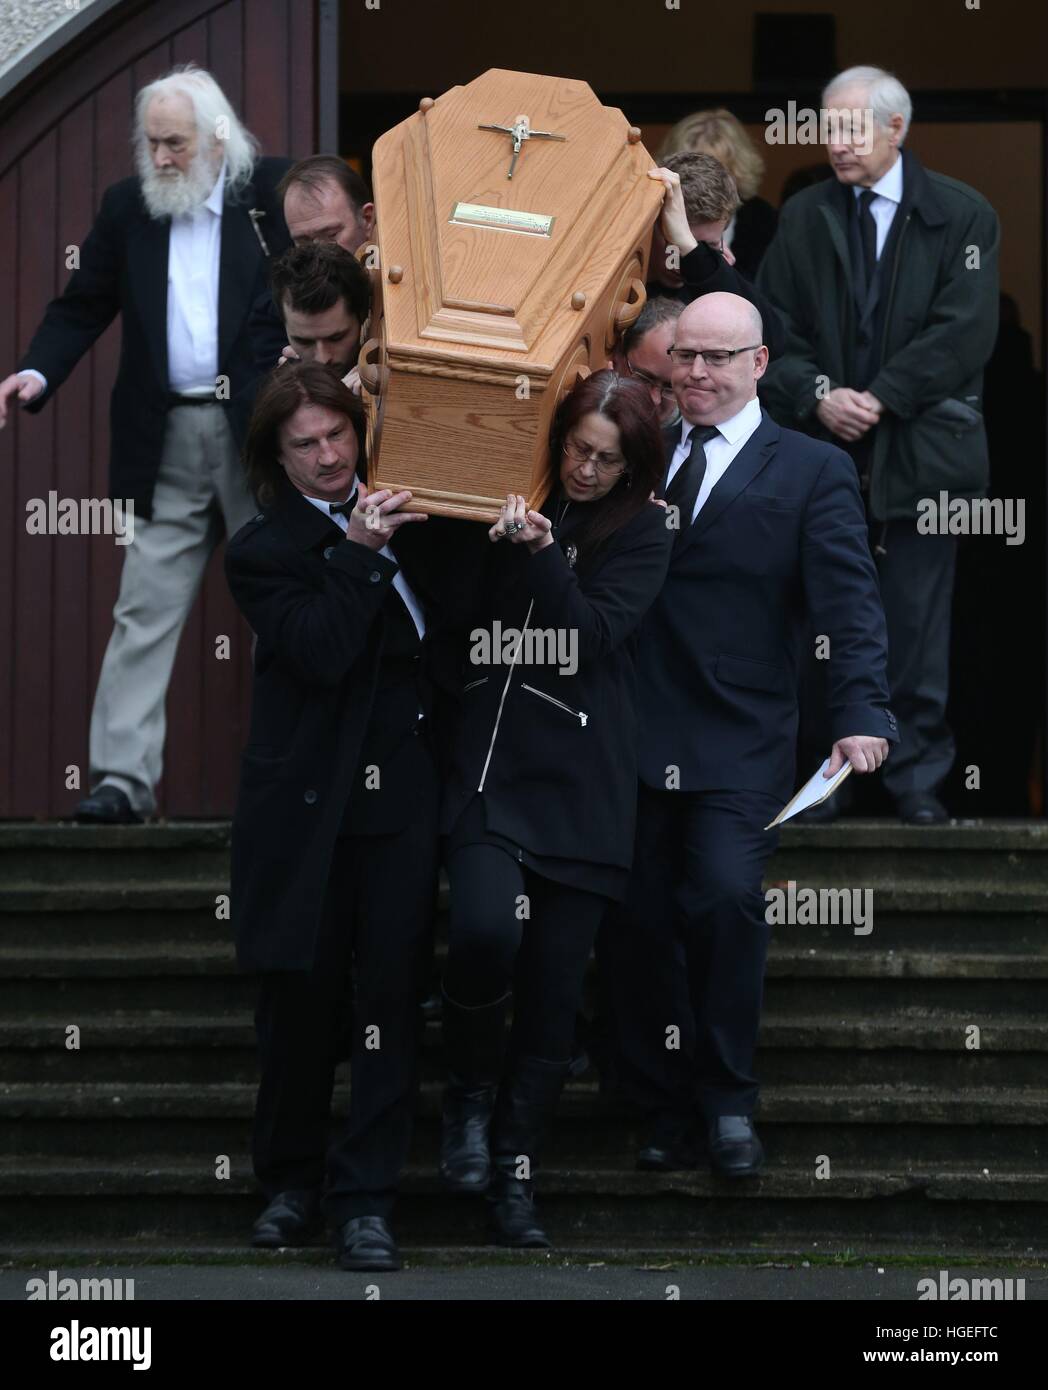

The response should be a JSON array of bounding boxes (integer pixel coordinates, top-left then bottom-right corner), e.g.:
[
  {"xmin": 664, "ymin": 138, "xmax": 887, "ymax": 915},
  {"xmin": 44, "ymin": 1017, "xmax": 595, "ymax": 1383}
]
[{"xmin": 137, "ymin": 143, "xmax": 221, "ymax": 220}]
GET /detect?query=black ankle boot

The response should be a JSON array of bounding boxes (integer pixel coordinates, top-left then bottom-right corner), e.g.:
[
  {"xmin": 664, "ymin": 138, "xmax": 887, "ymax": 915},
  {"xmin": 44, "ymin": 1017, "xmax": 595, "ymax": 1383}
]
[
  {"xmin": 488, "ymin": 1054, "xmax": 570, "ymax": 1248},
  {"xmin": 488, "ymin": 1164, "xmax": 550, "ymax": 1247},
  {"xmin": 439, "ymin": 987, "xmax": 510, "ymax": 1192}
]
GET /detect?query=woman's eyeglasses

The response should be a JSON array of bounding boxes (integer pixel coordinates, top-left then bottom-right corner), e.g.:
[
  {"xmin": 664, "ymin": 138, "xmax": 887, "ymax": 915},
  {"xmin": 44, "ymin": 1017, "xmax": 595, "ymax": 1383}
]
[{"xmin": 562, "ymin": 437, "xmax": 628, "ymax": 477}]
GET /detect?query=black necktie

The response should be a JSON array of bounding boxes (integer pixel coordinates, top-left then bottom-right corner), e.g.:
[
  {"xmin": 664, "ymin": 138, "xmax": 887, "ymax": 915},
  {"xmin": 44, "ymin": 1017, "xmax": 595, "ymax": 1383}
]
[
  {"xmin": 664, "ymin": 424, "xmax": 719, "ymax": 539},
  {"xmin": 858, "ymin": 189, "xmax": 878, "ymax": 287},
  {"xmin": 329, "ymin": 491, "xmax": 358, "ymax": 521}
]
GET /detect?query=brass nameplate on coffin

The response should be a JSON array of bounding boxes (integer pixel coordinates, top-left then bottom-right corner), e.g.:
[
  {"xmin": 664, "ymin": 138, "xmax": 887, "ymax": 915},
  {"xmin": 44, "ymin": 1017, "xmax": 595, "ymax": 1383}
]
[{"xmin": 449, "ymin": 201, "xmax": 555, "ymax": 237}]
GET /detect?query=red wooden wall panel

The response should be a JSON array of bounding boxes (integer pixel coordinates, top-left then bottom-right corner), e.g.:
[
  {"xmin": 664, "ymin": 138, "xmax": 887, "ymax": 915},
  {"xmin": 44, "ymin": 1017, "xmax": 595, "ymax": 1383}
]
[
  {"xmin": 0, "ymin": 173, "xmax": 18, "ymax": 817},
  {"xmin": 13, "ymin": 133, "xmax": 58, "ymax": 813},
  {"xmin": 0, "ymin": 0, "xmax": 319, "ymax": 819}
]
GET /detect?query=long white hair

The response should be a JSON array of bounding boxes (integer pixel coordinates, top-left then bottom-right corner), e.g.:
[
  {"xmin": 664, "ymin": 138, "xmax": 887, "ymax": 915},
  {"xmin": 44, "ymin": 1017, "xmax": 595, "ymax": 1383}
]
[{"xmin": 133, "ymin": 63, "xmax": 259, "ymax": 204}]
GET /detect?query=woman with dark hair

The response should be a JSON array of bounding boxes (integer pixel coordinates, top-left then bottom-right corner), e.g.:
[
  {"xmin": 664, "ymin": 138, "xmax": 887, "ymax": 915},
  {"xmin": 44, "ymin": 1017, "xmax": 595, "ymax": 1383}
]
[{"xmin": 438, "ymin": 368, "xmax": 673, "ymax": 1248}]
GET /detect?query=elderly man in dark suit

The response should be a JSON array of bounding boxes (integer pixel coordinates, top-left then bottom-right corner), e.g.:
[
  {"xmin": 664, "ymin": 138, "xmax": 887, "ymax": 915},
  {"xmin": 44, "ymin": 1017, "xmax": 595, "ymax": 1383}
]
[
  {"xmin": 226, "ymin": 362, "xmax": 437, "ymax": 1273},
  {"xmin": 0, "ymin": 63, "xmax": 290, "ymax": 823},
  {"xmin": 757, "ymin": 66, "xmax": 999, "ymax": 824},
  {"xmin": 605, "ymin": 292, "xmax": 898, "ymax": 1176}
]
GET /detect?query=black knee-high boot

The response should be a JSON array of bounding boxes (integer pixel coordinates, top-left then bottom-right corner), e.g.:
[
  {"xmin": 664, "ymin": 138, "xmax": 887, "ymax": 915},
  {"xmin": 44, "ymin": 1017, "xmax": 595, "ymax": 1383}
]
[
  {"xmin": 439, "ymin": 987, "xmax": 510, "ymax": 1192},
  {"xmin": 488, "ymin": 1054, "xmax": 570, "ymax": 1248}
]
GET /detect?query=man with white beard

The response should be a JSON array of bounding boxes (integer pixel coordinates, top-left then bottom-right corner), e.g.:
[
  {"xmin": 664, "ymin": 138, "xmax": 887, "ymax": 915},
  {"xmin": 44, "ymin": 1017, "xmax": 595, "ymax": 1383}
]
[{"xmin": 0, "ymin": 64, "xmax": 290, "ymax": 823}]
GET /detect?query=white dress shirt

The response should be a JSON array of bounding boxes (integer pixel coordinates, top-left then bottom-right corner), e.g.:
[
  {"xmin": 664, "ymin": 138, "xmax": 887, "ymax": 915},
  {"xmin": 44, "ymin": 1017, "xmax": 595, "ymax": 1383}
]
[
  {"xmin": 853, "ymin": 153, "xmax": 904, "ymax": 259},
  {"xmin": 665, "ymin": 395, "xmax": 764, "ymax": 525},
  {"xmin": 21, "ymin": 162, "xmax": 229, "ymax": 400},
  {"xmin": 166, "ymin": 162, "xmax": 225, "ymax": 393},
  {"xmin": 303, "ymin": 492, "xmax": 427, "ymax": 640}
]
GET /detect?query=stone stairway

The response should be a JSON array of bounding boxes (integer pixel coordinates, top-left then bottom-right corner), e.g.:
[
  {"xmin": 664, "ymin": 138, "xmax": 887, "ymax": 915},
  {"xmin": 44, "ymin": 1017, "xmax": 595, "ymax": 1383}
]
[{"xmin": 1, "ymin": 821, "xmax": 1046, "ymax": 1258}]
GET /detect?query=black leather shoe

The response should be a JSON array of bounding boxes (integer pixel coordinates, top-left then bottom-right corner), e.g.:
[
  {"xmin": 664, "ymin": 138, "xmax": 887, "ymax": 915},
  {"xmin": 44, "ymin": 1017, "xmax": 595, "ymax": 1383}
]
[
  {"xmin": 708, "ymin": 1116, "xmax": 764, "ymax": 1178},
  {"xmin": 334, "ymin": 1215, "xmax": 402, "ymax": 1271},
  {"xmin": 488, "ymin": 1168, "xmax": 551, "ymax": 1248},
  {"xmin": 897, "ymin": 793, "xmax": 949, "ymax": 825},
  {"xmin": 637, "ymin": 1112, "xmax": 699, "ymax": 1171},
  {"xmin": 74, "ymin": 785, "xmax": 142, "ymax": 824},
  {"xmin": 251, "ymin": 1189, "xmax": 321, "ymax": 1248}
]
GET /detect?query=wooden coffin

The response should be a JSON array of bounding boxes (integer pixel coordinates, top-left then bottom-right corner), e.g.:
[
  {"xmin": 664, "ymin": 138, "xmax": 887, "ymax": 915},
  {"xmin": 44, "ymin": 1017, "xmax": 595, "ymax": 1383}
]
[{"xmin": 360, "ymin": 68, "xmax": 664, "ymax": 521}]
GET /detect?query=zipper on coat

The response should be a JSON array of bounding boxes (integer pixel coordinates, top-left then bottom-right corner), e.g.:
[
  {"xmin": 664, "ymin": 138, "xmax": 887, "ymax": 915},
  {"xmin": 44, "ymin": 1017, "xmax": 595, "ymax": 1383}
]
[
  {"xmin": 477, "ymin": 599, "xmax": 534, "ymax": 792},
  {"xmin": 520, "ymin": 683, "xmax": 589, "ymax": 727}
]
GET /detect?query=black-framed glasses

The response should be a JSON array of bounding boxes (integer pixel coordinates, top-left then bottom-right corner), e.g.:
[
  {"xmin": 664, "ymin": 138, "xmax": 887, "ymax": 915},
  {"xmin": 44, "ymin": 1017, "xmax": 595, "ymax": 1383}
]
[
  {"xmin": 667, "ymin": 345, "xmax": 762, "ymax": 369},
  {"xmin": 625, "ymin": 357, "xmax": 676, "ymax": 399},
  {"xmin": 562, "ymin": 437, "xmax": 628, "ymax": 476}
]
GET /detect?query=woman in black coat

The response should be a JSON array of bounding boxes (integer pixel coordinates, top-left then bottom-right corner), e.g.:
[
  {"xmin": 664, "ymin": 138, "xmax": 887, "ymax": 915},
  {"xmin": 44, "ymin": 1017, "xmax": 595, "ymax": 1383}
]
[{"xmin": 438, "ymin": 370, "xmax": 673, "ymax": 1247}]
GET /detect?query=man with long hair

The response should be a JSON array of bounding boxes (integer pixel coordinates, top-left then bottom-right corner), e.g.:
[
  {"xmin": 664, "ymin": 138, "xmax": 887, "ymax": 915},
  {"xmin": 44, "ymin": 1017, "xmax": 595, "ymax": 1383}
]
[
  {"xmin": 0, "ymin": 64, "xmax": 291, "ymax": 823},
  {"xmin": 227, "ymin": 362, "xmax": 435, "ymax": 1272}
]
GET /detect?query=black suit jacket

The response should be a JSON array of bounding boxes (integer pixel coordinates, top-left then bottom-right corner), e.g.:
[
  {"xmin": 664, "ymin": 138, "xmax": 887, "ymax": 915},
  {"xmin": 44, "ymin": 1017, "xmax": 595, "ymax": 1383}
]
[
  {"xmin": 441, "ymin": 498, "xmax": 673, "ymax": 871},
  {"xmin": 729, "ymin": 196, "xmax": 778, "ymax": 282},
  {"xmin": 224, "ymin": 475, "xmax": 431, "ymax": 972},
  {"xmin": 18, "ymin": 157, "xmax": 292, "ymax": 519},
  {"xmin": 637, "ymin": 408, "xmax": 898, "ymax": 800}
]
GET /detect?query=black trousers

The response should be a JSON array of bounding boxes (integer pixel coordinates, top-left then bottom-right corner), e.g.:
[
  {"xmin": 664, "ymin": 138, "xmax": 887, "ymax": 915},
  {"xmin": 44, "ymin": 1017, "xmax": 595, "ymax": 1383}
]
[
  {"xmin": 604, "ymin": 784, "xmax": 780, "ymax": 1121},
  {"xmin": 252, "ymin": 753, "xmax": 439, "ymax": 1226},
  {"xmin": 444, "ymin": 843, "xmax": 609, "ymax": 1062},
  {"xmin": 799, "ymin": 515, "xmax": 957, "ymax": 801},
  {"xmin": 875, "ymin": 520, "xmax": 957, "ymax": 799}
]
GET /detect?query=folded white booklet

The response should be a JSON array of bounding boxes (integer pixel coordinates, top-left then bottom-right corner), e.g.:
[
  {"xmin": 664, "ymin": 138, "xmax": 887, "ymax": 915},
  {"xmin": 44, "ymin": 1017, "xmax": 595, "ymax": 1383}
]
[{"xmin": 765, "ymin": 758, "xmax": 853, "ymax": 830}]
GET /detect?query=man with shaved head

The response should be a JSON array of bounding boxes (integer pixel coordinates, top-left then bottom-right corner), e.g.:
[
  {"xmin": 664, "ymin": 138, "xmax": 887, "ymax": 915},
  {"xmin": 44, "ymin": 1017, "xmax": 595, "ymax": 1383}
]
[{"xmin": 605, "ymin": 291, "xmax": 898, "ymax": 1177}]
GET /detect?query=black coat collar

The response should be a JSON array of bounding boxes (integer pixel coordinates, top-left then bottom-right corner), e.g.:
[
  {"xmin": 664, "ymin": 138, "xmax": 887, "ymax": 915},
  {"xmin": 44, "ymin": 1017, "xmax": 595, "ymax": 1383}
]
[
  {"xmin": 269, "ymin": 472, "xmax": 349, "ymax": 552},
  {"xmin": 825, "ymin": 147, "xmax": 946, "ymax": 232}
]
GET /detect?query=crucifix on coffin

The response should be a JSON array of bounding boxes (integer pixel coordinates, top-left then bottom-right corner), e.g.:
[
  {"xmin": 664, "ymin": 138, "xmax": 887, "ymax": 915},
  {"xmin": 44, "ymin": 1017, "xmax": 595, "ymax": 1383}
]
[{"xmin": 477, "ymin": 113, "xmax": 567, "ymax": 178}]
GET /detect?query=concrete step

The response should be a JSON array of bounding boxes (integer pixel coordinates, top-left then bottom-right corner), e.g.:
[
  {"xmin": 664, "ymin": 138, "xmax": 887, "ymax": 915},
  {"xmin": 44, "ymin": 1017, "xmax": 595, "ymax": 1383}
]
[
  {"xmin": 4, "ymin": 878, "xmax": 1046, "ymax": 918},
  {"xmin": 5, "ymin": 936, "xmax": 1047, "ymax": 1000},
  {"xmin": 5, "ymin": 906, "xmax": 1048, "ymax": 953},
  {"xmin": 3, "ymin": 1078, "xmax": 1046, "ymax": 1125},
  {"xmin": 3, "ymin": 1157, "xmax": 1046, "ymax": 1249},
  {"xmin": 2, "ymin": 1011, "xmax": 1047, "ymax": 1087},
  {"xmin": 4, "ymin": 938, "xmax": 1048, "ymax": 978},
  {"xmin": 4, "ymin": 967, "xmax": 1041, "ymax": 1013},
  {"xmin": 6, "ymin": 1111, "xmax": 1045, "ymax": 1168}
]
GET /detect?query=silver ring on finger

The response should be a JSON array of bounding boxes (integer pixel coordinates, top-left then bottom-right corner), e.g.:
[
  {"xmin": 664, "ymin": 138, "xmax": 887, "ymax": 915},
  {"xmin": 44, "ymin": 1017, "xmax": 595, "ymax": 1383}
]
[{"xmin": 504, "ymin": 521, "xmax": 519, "ymax": 535}]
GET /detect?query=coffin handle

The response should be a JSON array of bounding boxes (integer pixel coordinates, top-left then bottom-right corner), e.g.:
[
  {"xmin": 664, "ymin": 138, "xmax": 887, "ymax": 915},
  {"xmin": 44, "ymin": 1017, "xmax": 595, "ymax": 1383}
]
[
  {"xmin": 614, "ymin": 277, "xmax": 647, "ymax": 333},
  {"xmin": 357, "ymin": 338, "xmax": 384, "ymax": 396}
]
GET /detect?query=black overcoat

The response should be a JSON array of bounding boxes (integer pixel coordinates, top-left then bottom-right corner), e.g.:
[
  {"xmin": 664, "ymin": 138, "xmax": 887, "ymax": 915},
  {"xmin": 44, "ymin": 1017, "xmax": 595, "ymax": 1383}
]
[
  {"xmin": 756, "ymin": 150, "xmax": 1000, "ymax": 521},
  {"xmin": 224, "ymin": 475, "xmax": 419, "ymax": 972}
]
